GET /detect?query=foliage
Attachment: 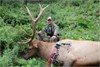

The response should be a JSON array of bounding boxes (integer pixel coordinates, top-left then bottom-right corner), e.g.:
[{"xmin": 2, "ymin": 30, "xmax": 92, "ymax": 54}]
[
  {"xmin": 0, "ymin": 45, "xmax": 19, "ymax": 66},
  {"xmin": 0, "ymin": 0, "xmax": 100, "ymax": 66}
]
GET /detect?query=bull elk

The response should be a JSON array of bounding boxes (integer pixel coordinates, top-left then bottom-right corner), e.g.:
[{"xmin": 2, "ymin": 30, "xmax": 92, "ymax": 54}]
[
  {"xmin": 23, "ymin": 39, "xmax": 100, "ymax": 67},
  {"xmin": 19, "ymin": 4, "xmax": 100, "ymax": 67}
]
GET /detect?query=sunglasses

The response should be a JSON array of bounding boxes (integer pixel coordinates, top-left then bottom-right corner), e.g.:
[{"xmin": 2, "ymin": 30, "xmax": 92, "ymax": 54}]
[{"xmin": 48, "ymin": 19, "xmax": 52, "ymax": 21}]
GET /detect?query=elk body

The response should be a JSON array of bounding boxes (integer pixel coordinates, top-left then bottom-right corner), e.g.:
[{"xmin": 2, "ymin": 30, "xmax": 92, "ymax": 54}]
[
  {"xmin": 24, "ymin": 39, "xmax": 100, "ymax": 67},
  {"xmin": 20, "ymin": 4, "xmax": 100, "ymax": 67}
]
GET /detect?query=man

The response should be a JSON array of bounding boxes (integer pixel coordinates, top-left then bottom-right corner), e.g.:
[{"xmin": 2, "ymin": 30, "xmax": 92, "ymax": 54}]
[{"xmin": 38, "ymin": 16, "xmax": 59, "ymax": 42}]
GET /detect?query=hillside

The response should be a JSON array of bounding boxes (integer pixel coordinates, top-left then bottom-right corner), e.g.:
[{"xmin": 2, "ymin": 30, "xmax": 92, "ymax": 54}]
[{"xmin": 0, "ymin": 0, "xmax": 100, "ymax": 66}]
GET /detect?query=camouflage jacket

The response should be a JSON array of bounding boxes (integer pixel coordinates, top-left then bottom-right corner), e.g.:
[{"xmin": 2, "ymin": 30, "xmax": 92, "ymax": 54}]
[{"xmin": 40, "ymin": 23, "xmax": 59, "ymax": 37}]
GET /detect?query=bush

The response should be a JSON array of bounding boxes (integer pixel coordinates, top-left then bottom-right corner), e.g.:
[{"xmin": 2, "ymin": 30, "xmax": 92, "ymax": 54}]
[{"xmin": 0, "ymin": 45, "xmax": 19, "ymax": 67}]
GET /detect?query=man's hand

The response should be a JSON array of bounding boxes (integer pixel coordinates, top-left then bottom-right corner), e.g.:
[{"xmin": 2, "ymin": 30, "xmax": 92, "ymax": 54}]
[
  {"xmin": 50, "ymin": 36, "xmax": 57, "ymax": 41},
  {"xmin": 37, "ymin": 31, "xmax": 41, "ymax": 35}
]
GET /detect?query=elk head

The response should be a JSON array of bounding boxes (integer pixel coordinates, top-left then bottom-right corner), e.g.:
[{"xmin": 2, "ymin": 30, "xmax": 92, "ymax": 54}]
[{"xmin": 19, "ymin": 4, "xmax": 49, "ymax": 59}]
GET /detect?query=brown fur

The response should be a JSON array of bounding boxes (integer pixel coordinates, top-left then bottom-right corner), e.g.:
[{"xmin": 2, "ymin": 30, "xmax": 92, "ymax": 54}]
[{"xmin": 24, "ymin": 39, "xmax": 100, "ymax": 67}]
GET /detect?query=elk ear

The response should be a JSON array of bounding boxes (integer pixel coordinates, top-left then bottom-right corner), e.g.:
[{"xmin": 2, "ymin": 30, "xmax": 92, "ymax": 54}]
[
  {"xmin": 28, "ymin": 44, "xmax": 38, "ymax": 49},
  {"xmin": 29, "ymin": 41, "xmax": 38, "ymax": 48},
  {"xmin": 34, "ymin": 44, "xmax": 38, "ymax": 48},
  {"xmin": 34, "ymin": 41, "xmax": 41, "ymax": 48},
  {"xmin": 29, "ymin": 46, "xmax": 33, "ymax": 49}
]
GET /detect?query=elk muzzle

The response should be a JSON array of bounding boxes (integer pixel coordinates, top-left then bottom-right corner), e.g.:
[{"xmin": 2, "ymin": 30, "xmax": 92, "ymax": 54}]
[{"xmin": 23, "ymin": 48, "xmax": 38, "ymax": 59}]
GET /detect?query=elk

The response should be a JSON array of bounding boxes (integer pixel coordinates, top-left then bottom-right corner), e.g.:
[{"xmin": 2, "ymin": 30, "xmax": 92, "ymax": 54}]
[
  {"xmin": 23, "ymin": 39, "xmax": 100, "ymax": 67},
  {"xmin": 19, "ymin": 4, "xmax": 100, "ymax": 67}
]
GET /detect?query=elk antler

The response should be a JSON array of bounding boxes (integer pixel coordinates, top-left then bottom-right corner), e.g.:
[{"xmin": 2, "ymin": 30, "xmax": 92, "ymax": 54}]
[
  {"xmin": 18, "ymin": 4, "xmax": 49, "ymax": 44},
  {"xmin": 20, "ymin": 26, "xmax": 32, "ymax": 37}
]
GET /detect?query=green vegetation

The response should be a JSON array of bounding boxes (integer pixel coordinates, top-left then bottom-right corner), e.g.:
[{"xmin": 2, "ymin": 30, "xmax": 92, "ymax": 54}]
[{"xmin": 0, "ymin": 0, "xmax": 100, "ymax": 66}]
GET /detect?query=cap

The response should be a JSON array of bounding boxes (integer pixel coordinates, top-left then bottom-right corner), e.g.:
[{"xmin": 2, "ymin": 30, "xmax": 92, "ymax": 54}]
[{"xmin": 47, "ymin": 16, "xmax": 52, "ymax": 20}]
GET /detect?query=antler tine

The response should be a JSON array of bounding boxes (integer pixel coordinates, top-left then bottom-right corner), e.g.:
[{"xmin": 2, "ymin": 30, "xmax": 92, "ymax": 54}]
[
  {"xmin": 31, "ymin": 4, "xmax": 49, "ymax": 42},
  {"xmin": 18, "ymin": 38, "xmax": 32, "ymax": 44},
  {"xmin": 26, "ymin": 6, "xmax": 35, "ymax": 38},
  {"xmin": 20, "ymin": 26, "xmax": 32, "ymax": 37},
  {"xmin": 35, "ymin": 4, "xmax": 49, "ymax": 23},
  {"xmin": 32, "ymin": 4, "xmax": 49, "ymax": 41},
  {"xmin": 39, "ymin": 4, "xmax": 42, "ymax": 10},
  {"xmin": 26, "ymin": 6, "xmax": 35, "ymax": 23},
  {"xmin": 43, "ymin": 5, "xmax": 49, "ymax": 10},
  {"xmin": 39, "ymin": 4, "xmax": 49, "ymax": 11}
]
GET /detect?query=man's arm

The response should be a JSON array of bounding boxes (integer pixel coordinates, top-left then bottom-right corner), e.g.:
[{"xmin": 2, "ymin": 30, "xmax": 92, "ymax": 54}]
[
  {"xmin": 38, "ymin": 27, "xmax": 46, "ymax": 34},
  {"xmin": 37, "ymin": 27, "xmax": 46, "ymax": 40},
  {"xmin": 53, "ymin": 24, "xmax": 59, "ymax": 36}
]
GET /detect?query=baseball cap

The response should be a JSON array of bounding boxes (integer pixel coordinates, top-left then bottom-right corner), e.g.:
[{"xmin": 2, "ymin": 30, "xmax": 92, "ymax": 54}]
[{"xmin": 47, "ymin": 16, "xmax": 52, "ymax": 20}]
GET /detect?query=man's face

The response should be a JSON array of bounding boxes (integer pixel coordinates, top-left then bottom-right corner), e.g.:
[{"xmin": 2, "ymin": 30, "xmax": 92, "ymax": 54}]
[{"xmin": 47, "ymin": 19, "xmax": 52, "ymax": 25}]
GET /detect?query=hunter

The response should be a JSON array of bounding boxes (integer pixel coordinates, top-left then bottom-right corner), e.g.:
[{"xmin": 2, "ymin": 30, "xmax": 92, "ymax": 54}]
[{"xmin": 37, "ymin": 16, "xmax": 59, "ymax": 42}]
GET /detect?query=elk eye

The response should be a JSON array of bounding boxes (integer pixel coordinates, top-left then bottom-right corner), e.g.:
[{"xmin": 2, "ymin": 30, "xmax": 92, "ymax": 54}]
[{"xmin": 29, "ymin": 46, "xmax": 33, "ymax": 49}]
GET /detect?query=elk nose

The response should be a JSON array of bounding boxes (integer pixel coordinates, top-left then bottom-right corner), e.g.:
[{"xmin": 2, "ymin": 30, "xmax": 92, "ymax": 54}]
[{"xmin": 23, "ymin": 55, "xmax": 29, "ymax": 60}]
